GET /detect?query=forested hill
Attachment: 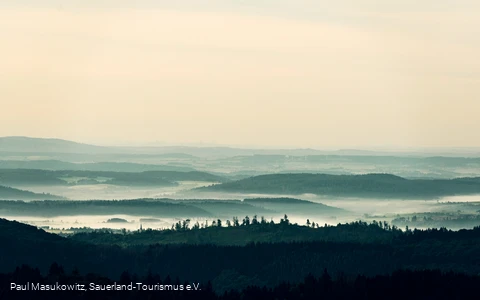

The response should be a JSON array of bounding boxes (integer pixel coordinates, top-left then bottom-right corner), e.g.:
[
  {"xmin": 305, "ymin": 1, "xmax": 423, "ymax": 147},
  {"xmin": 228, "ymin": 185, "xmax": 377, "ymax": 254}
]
[
  {"xmin": 0, "ymin": 218, "xmax": 131, "ymax": 278},
  {"xmin": 199, "ymin": 173, "xmax": 480, "ymax": 198},
  {"xmin": 3, "ymin": 218, "xmax": 480, "ymax": 295},
  {"xmin": 0, "ymin": 200, "xmax": 214, "ymax": 217},
  {"xmin": 0, "ymin": 185, "xmax": 66, "ymax": 200},
  {"xmin": 70, "ymin": 219, "xmax": 394, "ymax": 246},
  {"xmin": 0, "ymin": 169, "xmax": 226, "ymax": 187},
  {"xmin": 0, "ymin": 218, "xmax": 63, "ymax": 243},
  {"xmin": 0, "ymin": 198, "xmax": 346, "ymax": 218}
]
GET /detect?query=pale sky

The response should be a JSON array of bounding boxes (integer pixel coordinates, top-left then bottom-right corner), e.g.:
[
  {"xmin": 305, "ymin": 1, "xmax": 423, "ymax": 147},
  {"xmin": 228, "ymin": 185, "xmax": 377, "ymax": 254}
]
[{"xmin": 1, "ymin": 1, "xmax": 479, "ymax": 148}]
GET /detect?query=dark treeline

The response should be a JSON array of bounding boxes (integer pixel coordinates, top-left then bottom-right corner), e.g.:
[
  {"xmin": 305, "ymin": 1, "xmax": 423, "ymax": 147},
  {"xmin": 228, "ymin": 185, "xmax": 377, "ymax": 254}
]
[
  {"xmin": 70, "ymin": 214, "xmax": 480, "ymax": 247},
  {"xmin": 200, "ymin": 173, "xmax": 480, "ymax": 198},
  {"xmin": 70, "ymin": 216, "xmax": 398, "ymax": 246},
  {"xmin": 1, "ymin": 264, "xmax": 479, "ymax": 300}
]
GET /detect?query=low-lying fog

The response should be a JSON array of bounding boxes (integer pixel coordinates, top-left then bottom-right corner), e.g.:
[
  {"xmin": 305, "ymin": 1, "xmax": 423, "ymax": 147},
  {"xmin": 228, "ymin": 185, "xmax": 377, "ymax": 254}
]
[
  {"xmin": 21, "ymin": 181, "xmax": 214, "ymax": 200},
  {"xmin": 3, "ymin": 179, "xmax": 480, "ymax": 231},
  {"xmin": 438, "ymin": 195, "xmax": 480, "ymax": 203},
  {"xmin": 180, "ymin": 191, "xmax": 452, "ymax": 215},
  {"xmin": 5, "ymin": 215, "xmax": 192, "ymax": 232},
  {"xmin": 4, "ymin": 214, "xmax": 346, "ymax": 233},
  {"xmin": 3, "ymin": 189, "xmax": 479, "ymax": 232}
]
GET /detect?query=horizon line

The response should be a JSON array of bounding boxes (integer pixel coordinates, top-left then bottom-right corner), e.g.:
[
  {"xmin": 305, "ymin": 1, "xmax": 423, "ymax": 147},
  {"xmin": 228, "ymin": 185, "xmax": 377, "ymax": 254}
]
[{"xmin": 2, "ymin": 136, "xmax": 480, "ymax": 153}]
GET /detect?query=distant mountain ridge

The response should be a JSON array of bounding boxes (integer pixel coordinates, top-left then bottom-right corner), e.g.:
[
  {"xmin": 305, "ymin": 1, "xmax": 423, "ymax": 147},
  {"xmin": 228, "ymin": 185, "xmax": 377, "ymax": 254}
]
[
  {"xmin": 0, "ymin": 136, "xmax": 114, "ymax": 154},
  {"xmin": 2, "ymin": 136, "xmax": 480, "ymax": 157},
  {"xmin": 0, "ymin": 160, "xmax": 196, "ymax": 172}
]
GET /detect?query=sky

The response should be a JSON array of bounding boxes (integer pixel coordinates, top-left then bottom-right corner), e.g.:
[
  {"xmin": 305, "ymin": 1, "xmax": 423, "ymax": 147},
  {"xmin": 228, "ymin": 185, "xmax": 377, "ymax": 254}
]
[{"xmin": 1, "ymin": 1, "xmax": 479, "ymax": 148}]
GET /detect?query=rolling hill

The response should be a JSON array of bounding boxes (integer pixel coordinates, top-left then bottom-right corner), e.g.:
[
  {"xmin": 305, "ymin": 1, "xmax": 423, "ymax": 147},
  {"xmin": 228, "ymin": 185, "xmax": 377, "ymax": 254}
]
[
  {"xmin": 0, "ymin": 199, "xmax": 214, "ymax": 217},
  {"xmin": 0, "ymin": 185, "xmax": 66, "ymax": 200},
  {"xmin": 0, "ymin": 169, "xmax": 226, "ymax": 187},
  {"xmin": 0, "ymin": 198, "xmax": 348, "ymax": 220},
  {"xmin": 243, "ymin": 197, "xmax": 349, "ymax": 215},
  {"xmin": 199, "ymin": 173, "xmax": 480, "ymax": 199}
]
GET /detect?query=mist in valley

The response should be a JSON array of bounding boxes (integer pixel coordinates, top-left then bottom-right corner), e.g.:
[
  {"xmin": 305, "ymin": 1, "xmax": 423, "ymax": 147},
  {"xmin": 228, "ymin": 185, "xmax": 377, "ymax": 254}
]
[{"xmin": 0, "ymin": 137, "xmax": 479, "ymax": 234}]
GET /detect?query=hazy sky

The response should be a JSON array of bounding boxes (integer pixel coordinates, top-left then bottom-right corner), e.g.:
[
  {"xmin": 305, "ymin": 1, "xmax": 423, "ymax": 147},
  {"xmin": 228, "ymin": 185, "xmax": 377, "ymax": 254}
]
[{"xmin": 1, "ymin": 1, "xmax": 479, "ymax": 148}]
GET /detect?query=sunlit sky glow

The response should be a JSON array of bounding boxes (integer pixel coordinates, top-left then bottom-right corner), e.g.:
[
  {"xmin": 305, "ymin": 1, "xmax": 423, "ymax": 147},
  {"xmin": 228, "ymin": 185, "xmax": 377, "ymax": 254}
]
[{"xmin": 1, "ymin": 1, "xmax": 479, "ymax": 148}]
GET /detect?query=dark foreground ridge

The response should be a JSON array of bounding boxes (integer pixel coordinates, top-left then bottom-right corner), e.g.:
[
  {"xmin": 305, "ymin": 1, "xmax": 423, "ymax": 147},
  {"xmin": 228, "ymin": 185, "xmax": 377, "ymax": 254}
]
[
  {"xmin": 2, "ymin": 217, "xmax": 480, "ymax": 296},
  {"xmin": 2, "ymin": 265, "xmax": 478, "ymax": 300}
]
